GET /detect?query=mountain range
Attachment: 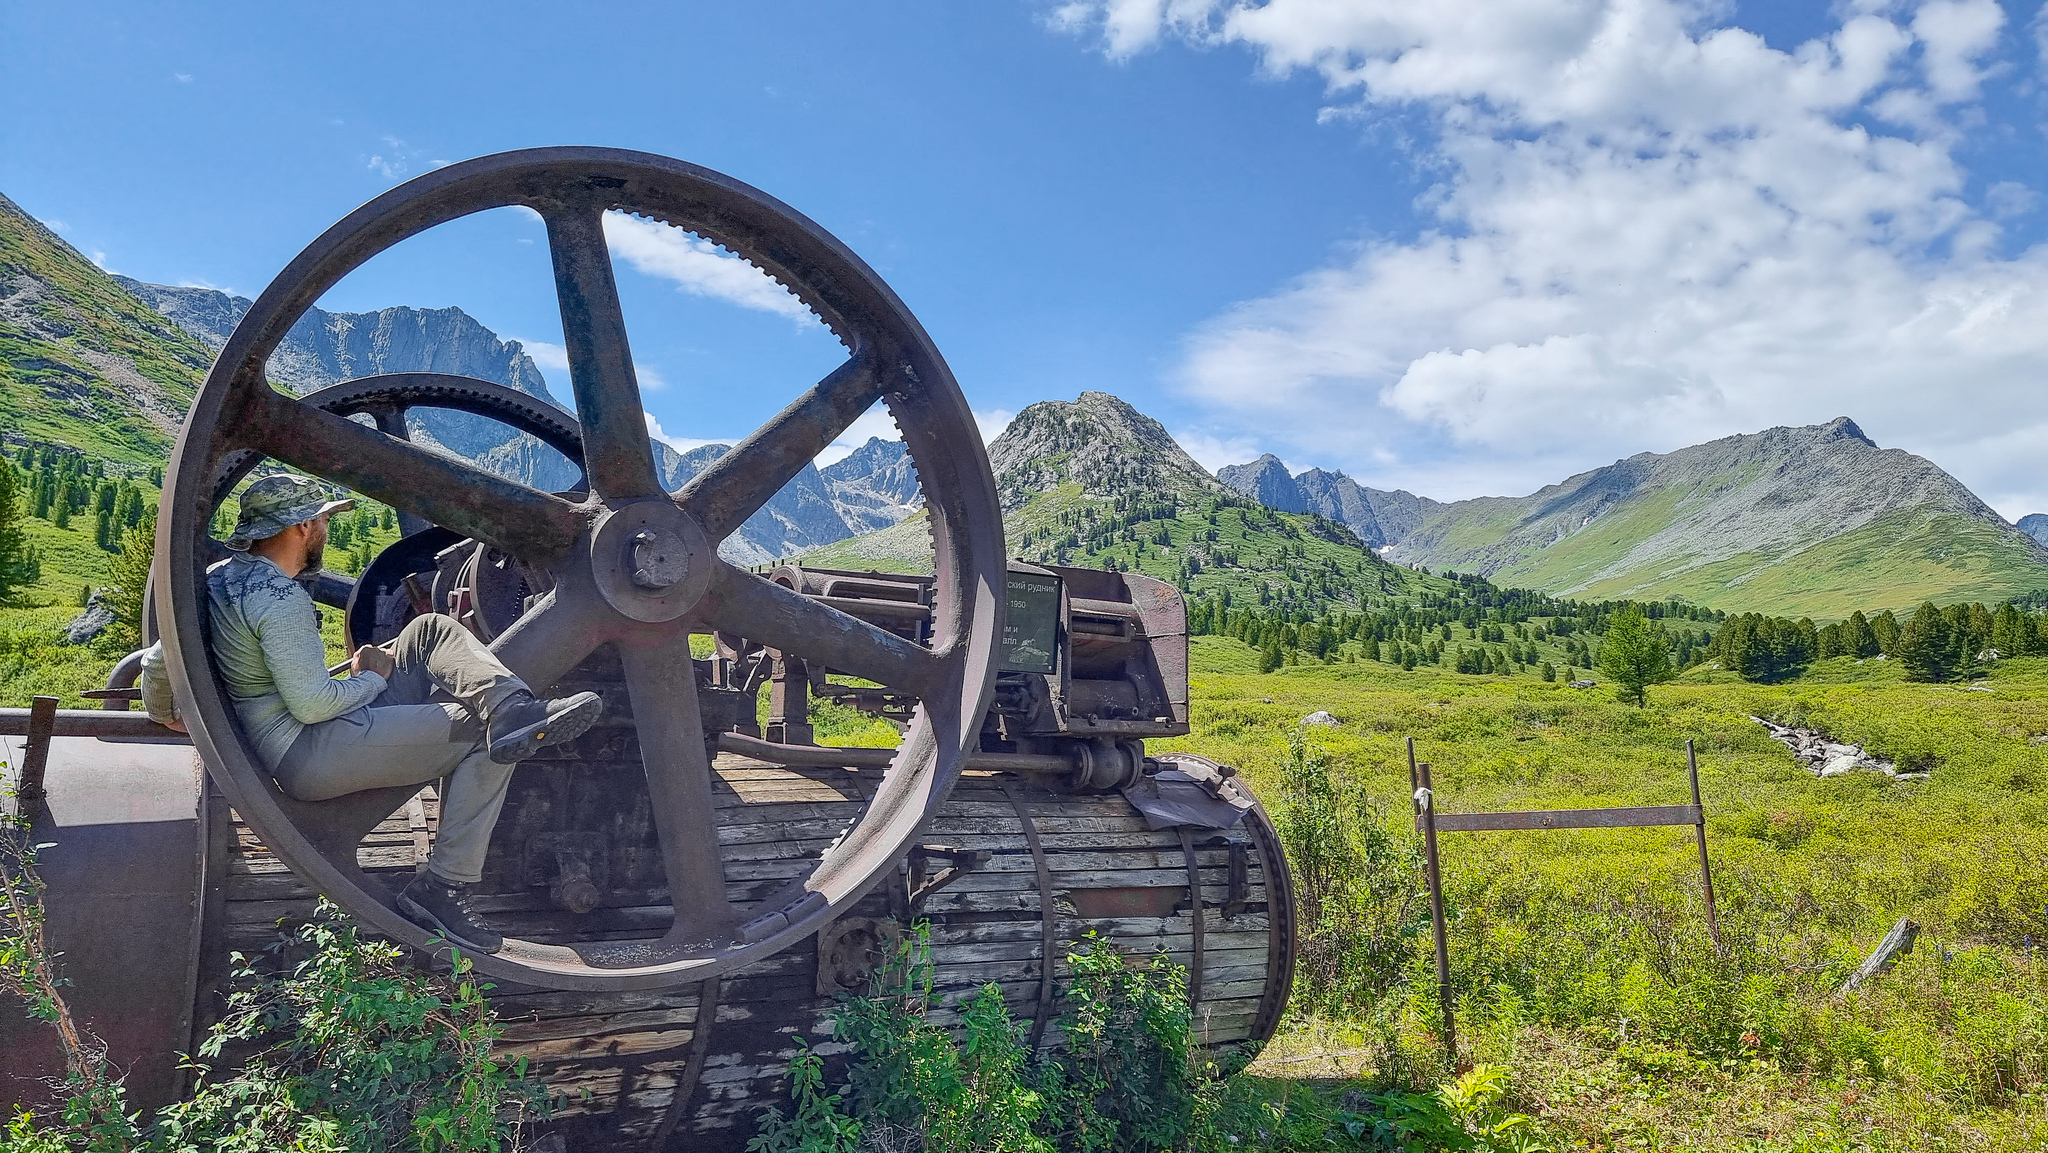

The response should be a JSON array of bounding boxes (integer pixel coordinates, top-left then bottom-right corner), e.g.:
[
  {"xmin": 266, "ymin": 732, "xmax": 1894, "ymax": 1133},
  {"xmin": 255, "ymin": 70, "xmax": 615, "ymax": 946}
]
[
  {"xmin": 1217, "ymin": 419, "xmax": 2048, "ymax": 617},
  {"xmin": 800, "ymin": 390, "xmax": 1428, "ymax": 617},
  {"xmin": 0, "ymin": 193, "xmax": 918, "ymax": 564},
  {"xmin": 116, "ymin": 280, "xmax": 926, "ymax": 565},
  {"xmin": 9, "ymin": 185, "xmax": 2047, "ymax": 618}
]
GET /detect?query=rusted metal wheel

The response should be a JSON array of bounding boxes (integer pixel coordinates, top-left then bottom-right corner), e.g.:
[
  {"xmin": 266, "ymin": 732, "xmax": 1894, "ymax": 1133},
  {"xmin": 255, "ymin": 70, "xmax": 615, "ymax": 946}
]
[{"xmin": 156, "ymin": 147, "xmax": 1006, "ymax": 990}]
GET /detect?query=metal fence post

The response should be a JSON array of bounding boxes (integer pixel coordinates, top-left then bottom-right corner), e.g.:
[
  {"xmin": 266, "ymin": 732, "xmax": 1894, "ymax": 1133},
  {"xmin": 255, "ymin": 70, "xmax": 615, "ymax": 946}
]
[
  {"xmin": 16, "ymin": 696, "xmax": 57, "ymax": 820},
  {"xmin": 1409, "ymin": 736, "xmax": 1455, "ymax": 1062},
  {"xmin": 1688, "ymin": 739, "xmax": 1722, "ymax": 955}
]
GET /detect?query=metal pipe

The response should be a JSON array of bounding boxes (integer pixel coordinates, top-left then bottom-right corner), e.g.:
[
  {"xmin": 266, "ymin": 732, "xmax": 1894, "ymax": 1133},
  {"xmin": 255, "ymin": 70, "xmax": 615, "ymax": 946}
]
[
  {"xmin": 1068, "ymin": 596, "xmax": 1143, "ymax": 621},
  {"xmin": 0, "ymin": 708, "xmax": 184, "ymax": 741},
  {"xmin": 714, "ymin": 731, "xmax": 1080, "ymax": 777}
]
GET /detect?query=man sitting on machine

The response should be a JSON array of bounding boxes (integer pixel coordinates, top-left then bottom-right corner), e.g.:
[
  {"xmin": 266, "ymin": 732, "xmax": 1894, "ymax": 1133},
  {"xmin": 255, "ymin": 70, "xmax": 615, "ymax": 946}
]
[{"xmin": 140, "ymin": 474, "xmax": 603, "ymax": 954}]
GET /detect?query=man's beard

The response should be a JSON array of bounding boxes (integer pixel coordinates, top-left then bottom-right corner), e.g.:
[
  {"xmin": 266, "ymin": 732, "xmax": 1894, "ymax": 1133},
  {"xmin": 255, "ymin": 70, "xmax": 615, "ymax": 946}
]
[{"xmin": 304, "ymin": 538, "xmax": 325, "ymax": 572}]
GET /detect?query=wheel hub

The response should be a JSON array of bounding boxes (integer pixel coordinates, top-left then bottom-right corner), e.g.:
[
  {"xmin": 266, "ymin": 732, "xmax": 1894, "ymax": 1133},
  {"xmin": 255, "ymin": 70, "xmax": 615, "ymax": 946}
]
[{"xmin": 590, "ymin": 501, "xmax": 713, "ymax": 623}]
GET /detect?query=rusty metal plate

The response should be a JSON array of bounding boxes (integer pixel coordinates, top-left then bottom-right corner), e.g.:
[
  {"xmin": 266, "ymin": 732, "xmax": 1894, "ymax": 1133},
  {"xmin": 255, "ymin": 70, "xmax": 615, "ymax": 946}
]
[{"xmin": 1068, "ymin": 885, "xmax": 1185, "ymax": 919}]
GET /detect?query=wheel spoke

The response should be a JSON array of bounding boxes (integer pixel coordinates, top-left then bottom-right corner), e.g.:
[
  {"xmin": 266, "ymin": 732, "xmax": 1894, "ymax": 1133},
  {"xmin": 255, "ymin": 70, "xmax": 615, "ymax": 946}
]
[
  {"xmin": 543, "ymin": 205, "xmax": 663, "ymax": 502},
  {"xmin": 618, "ymin": 635, "xmax": 736, "ymax": 946},
  {"xmin": 363, "ymin": 403, "xmax": 434, "ymax": 537},
  {"xmin": 674, "ymin": 352, "xmax": 886, "ymax": 542},
  {"xmin": 699, "ymin": 562, "xmax": 945, "ymax": 696},
  {"xmin": 487, "ymin": 582, "xmax": 614, "ymax": 691},
  {"xmin": 244, "ymin": 388, "xmax": 584, "ymax": 561}
]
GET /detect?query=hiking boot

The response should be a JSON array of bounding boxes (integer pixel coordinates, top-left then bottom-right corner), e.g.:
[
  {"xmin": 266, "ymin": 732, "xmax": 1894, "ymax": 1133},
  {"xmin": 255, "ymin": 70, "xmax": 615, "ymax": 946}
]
[
  {"xmin": 486, "ymin": 689, "xmax": 603, "ymax": 764},
  {"xmin": 398, "ymin": 873, "xmax": 505, "ymax": 954}
]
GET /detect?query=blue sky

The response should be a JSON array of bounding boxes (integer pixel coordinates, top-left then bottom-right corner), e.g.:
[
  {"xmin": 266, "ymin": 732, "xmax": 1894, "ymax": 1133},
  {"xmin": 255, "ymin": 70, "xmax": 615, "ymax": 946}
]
[{"xmin": 9, "ymin": 1, "xmax": 2048, "ymax": 517}]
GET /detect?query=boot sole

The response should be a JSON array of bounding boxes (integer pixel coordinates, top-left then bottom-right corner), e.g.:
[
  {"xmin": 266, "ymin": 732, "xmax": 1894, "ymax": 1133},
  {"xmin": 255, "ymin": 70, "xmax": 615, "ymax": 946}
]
[
  {"xmin": 488, "ymin": 693, "xmax": 603, "ymax": 764},
  {"xmin": 398, "ymin": 890, "xmax": 504, "ymax": 955}
]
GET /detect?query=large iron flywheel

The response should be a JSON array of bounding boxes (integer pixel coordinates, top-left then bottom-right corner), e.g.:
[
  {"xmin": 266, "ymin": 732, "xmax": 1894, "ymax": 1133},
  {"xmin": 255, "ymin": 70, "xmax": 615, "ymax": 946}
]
[{"xmin": 156, "ymin": 148, "xmax": 1006, "ymax": 990}]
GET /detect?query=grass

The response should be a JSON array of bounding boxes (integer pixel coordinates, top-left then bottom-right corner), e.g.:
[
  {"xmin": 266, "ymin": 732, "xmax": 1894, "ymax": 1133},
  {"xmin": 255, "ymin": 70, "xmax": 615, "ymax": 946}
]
[{"xmin": 1177, "ymin": 635, "xmax": 2048, "ymax": 1151}]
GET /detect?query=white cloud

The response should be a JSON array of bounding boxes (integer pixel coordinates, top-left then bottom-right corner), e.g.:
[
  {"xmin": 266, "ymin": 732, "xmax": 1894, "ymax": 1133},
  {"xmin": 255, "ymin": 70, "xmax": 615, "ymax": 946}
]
[
  {"xmin": 175, "ymin": 277, "xmax": 238, "ymax": 296},
  {"xmin": 1055, "ymin": 0, "xmax": 2048, "ymax": 518},
  {"xmin": 973, "ymin": 408, "xmax": 1015, "ymax": 444},
  {"xmin": 634, "ymin": 361, "xmax": 669, "ymax": 392},
  {"xmin": 603, "ymin": 212, "xmax": 816, "ymax": 322},
  {"xmin": 514, "ymin": 339, "xmax": 665, "ymax": 395},
  {"xmin": 366, "ymin": 155, "xmax": 404, "ymax": 180},
  {"xmin": 512, "ymin": 338, "xmax": 568, "ymax": 374},
  {"xmin": 815, "ymin": 406, "xmax": 905, "ymax": 467},
  {"xmin": 1173, "ymin": 428, "xmax": 1268, "ymax": 473},
  {"xmin": 172, "ymin": 72, "xmax": 192, "ymax": 83},
  {"xmin": 645, "ymin": 411, "xmax": 738, "ymax": 457}
]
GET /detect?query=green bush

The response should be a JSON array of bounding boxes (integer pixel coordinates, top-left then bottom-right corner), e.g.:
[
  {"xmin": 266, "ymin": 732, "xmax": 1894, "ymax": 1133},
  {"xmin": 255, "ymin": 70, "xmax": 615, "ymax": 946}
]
[{"xmin": 2, "ymin": 800, "xmax": 550, "ymax": 1153}]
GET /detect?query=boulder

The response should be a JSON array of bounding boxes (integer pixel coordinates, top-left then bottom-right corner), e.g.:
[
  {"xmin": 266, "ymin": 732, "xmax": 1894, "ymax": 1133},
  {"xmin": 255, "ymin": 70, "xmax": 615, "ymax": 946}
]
[
  {"xmin": 1300, "ymin": 710, "xmax": 1340, "ymax": 726},
  {"xmin": 61, "ymin": 594, "xmax": 116, "ymax": 645}
]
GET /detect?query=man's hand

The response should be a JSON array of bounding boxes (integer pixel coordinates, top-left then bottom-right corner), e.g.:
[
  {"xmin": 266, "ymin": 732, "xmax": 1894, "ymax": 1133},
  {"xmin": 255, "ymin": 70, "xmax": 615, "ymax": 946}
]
[{"xmin": 351, "ymin": 644, "xmax": 396, "ymax": 679}]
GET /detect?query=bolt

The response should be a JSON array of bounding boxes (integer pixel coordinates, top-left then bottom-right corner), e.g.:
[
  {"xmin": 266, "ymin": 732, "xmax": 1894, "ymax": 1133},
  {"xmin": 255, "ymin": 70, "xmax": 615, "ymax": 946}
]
[{"xmin": 631, "ymin": 529, "xmax": 686, "ymax": 590}]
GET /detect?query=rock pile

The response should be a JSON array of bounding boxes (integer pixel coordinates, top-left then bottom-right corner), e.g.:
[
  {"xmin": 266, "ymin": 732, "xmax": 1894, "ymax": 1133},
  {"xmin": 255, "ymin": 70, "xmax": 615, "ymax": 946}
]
[{"xmin": 1749, "ymin": 716, "xmax": 1926, "ymax": 780}]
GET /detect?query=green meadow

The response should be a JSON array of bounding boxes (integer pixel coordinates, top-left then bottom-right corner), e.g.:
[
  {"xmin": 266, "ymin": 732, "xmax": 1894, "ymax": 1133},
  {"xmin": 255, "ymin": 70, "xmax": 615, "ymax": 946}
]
[{"xmin": 1181, "ymin": 636, "xmax": 2048, "ymax": 1150}]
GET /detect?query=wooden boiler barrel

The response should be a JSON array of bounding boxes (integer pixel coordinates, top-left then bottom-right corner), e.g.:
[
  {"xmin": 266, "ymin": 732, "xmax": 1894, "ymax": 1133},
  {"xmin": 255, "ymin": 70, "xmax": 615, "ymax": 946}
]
[{"xmin": 203, "ymin": 756, "xmax": 1294, "ymax": 1151}]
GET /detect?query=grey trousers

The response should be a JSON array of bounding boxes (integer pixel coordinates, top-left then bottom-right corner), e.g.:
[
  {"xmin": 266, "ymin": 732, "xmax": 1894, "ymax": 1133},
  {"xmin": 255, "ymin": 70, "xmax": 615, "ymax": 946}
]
[{"xmin": 274, "ymin": 613, "xmax": 527, "ymax": 885}]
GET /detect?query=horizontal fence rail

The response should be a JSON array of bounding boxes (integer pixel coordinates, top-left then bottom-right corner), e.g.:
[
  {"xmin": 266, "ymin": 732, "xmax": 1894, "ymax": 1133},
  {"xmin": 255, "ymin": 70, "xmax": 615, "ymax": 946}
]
[{"xmin": 1404, "ymin": 736, "xmax": 1721, "ymax": 1065}]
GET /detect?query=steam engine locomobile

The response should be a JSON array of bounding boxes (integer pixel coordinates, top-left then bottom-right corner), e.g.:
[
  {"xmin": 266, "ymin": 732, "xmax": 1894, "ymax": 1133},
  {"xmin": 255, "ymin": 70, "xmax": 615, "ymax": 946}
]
[{"xmin": 0, "ymin": 148, "xmax": 1296, "ymax": 1150}]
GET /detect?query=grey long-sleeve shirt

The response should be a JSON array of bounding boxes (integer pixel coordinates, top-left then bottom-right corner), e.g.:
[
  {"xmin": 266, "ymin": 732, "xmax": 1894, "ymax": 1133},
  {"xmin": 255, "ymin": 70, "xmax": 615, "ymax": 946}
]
[{"xmin": 138, "ymin": 554, "xmax": 386, "ymax": 767}]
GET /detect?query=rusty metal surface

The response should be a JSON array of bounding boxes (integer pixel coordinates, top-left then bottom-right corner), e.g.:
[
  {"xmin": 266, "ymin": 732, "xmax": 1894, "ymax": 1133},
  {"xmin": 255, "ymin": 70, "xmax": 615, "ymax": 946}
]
[
  {"xmin": 1158, "ymin": 752, "xmax": 1295, "ymax": 1045},
  {"xmin": 1067, "ymin": 885, "xmax": 1184, "ymax": 919},
  {"xmin": 0, "ymin": 738, "xmax": 206, "ymax": 1117},
  {"xmin": 0, "ymin": 707, "xmax": 184, "ymax": 741},
  {"xmin": 1178, "ymin": 826, "xmax": 1205, "ymax": 1006},
  {"xmin": 155, "ymin": 148, "xmax": 1005, "ymax": 990},
  {"xmin": 648, "ymin": 975, "xmax": 722, "ymax": 1153},
  {"xmin": 1428, "ymin": 804, "xmax": 1703, "ymax": 833},
  {"xmin": 1001, "ymin": 781, "xmax": 1060, "ymax": 1051},
  {"xmin": 15, "ymin": 696, "xmax": 54, "ymax": 815}
]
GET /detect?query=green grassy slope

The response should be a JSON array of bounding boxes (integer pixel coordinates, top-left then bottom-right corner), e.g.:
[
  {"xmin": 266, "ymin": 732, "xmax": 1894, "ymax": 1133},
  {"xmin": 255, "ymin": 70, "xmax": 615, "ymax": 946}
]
[
  {"xmin": 1490, "ymin": 505, "xmax": 2048, "ymax": 619},
  {"xmin": 799, "ymin": 485, "xmax": 1449, "ymax": 617},
  {"xmin": 1377, "ymin": 420, "xmax": 2048, "ymax": 620},
  {"xmin": 0, "ymin": 194, "xmax": 212, "ymax": 462}
]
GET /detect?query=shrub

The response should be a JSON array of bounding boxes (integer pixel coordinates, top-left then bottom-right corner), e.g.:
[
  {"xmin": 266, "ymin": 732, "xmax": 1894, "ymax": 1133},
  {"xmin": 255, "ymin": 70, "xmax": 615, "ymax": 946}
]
[{"xmin": 3, "ymin": 789, "xmax": 549, "ymax": 1153}]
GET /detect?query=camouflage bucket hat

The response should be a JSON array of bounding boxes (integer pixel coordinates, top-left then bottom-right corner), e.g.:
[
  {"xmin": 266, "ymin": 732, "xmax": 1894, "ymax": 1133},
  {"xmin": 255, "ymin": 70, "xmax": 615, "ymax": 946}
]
[{"xmin": 223, "ymin": 474, "xmax": 356, "ymax": 551}]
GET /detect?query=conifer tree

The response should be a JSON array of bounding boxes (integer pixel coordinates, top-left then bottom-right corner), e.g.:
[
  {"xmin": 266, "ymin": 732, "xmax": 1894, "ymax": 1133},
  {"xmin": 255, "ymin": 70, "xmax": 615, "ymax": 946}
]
[
  {"xmin": 104, "ymin": 512, "xmax": 155, "ymax": 650},
  {"xmin": 0, "ymin": 456, "xmax": 41, "ymax": 599},
  {"xmin": 1598, "ymin": 604, "xmax": 1673, "ymax": 707},
  {"xmin": 1896, "ymin": 602, "xmax": 1957, "ymax": 683}
]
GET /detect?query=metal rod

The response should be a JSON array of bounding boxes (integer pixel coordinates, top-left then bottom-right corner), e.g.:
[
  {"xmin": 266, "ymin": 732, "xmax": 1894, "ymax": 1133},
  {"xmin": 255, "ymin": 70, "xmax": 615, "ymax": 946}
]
[
  {"xmin": 715, "ymin": 731, "xmax": 1080, "ymax": 777},
  {"xmin": 0, "ymin": 708, "xmax": 185, "ymax": 740},
  {"xmin": 1689, "ymin": 739, "xmax": 1723, "ymax": 955},
  {"xmin": 17, "ymin": 696, "xmax": 58, "ymax": 817},
  {"xmin": 1411, "ymin": 736, "xmax": 1455, "ymax": 1063},
  {"xmin": 1432, "ymin": 804, "xmax": 1701, "ymax": 832}
]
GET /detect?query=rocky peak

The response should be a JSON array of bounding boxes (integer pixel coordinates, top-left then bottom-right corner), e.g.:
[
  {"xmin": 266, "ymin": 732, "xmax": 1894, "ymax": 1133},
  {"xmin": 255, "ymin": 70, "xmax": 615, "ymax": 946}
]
[
  {"xmin": 986, "ymin": 390, "xmax": 1220, "ymax": 510},
  {"xmin": 819, "ymin": 436, "xmax": 922, "ymax": 533},
  {"xmin": 1216, "ymin": 454, "xmax": 1305, "ymax": 513},
  {"xmin": 1819, "ymin": 416, "xmax": 1876, "ymax": 447},
  {"xmin": 2019, "ymin": 513, "xmax": 2048, "ymax": 548}
]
